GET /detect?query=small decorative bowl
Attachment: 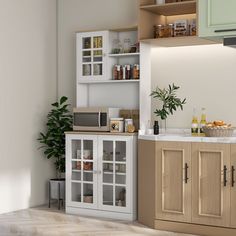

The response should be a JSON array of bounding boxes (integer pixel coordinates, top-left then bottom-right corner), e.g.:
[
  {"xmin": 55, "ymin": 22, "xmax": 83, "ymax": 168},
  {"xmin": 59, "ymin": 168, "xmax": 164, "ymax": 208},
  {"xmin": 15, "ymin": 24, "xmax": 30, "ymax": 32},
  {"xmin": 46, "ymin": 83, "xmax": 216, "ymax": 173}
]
[{"xmin": 203, "ymin": 126, "xmax": 235, "ymax": 137}]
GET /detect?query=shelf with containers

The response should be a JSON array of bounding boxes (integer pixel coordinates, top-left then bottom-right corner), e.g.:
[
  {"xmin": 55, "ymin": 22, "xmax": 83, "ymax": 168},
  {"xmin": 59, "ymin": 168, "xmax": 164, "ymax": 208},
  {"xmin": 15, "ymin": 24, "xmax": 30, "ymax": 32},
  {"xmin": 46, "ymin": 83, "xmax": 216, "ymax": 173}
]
[
  {"xmin": 76, "ymin": 28, "xmax": 140, "ymax": 110},
  {"xmin": 138, "ymin": 0, "xmax": 217, "ymax": 46},
  {"xmin": 66, "ymin": 133, "xmax": 137, "ymax": 220}
]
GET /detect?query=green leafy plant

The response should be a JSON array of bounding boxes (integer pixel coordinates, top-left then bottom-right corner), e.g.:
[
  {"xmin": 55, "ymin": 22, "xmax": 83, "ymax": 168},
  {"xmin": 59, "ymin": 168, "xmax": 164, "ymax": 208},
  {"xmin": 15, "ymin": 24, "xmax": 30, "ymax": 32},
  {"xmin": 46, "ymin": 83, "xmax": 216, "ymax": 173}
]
[
  {"xmin": 38, "ymin": 96, "xmax": 73, "ymax": 178},
  {"xmin": 151, "ymin": 83, "xmax": 186, "ymax": 120}
]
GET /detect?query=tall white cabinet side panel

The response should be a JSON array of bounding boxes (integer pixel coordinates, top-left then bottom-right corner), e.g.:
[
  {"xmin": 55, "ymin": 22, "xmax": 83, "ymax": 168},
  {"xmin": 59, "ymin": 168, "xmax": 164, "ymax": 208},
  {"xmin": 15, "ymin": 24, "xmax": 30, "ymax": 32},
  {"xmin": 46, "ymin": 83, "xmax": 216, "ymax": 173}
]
[
  {"xmin": 140, "ymin": 43, "xmax": 152, "ymax": 130},
  {"xmin": 76, "ymin": 33, "xmax": 89, "ymax": 107}
]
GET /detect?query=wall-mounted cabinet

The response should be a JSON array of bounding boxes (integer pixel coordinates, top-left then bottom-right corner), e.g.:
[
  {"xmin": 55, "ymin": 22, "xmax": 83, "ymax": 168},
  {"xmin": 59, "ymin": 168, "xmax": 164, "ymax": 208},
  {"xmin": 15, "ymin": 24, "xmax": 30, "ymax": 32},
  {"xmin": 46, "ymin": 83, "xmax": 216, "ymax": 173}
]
[
  {"xmin": 138, "ymin": 0, "xmax": 216, "ymax": 46},
  {"xmin": 76, "ymin": 28, "xmax": 140, "ymax": 110},
  {"xmin": 198, "ymin": 0, "xmax": 236, "ymax": 39}
]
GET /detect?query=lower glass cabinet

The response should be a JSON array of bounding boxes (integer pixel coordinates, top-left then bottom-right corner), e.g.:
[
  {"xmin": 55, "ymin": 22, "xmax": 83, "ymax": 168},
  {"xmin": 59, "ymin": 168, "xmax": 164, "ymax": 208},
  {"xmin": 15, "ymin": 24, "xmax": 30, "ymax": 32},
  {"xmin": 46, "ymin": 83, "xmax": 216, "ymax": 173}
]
[{"xmin": 66, "ymin": 134, "xmax": 137, "ymax": 220}]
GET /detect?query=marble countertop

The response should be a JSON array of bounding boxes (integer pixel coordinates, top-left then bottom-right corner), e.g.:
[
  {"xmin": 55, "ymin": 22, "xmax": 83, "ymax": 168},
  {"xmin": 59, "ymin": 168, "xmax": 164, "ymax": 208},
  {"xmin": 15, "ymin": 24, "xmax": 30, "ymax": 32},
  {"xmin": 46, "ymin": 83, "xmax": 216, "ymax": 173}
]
[{"xmin": 138, "ymin": 129, "xmax": 236, "ymax": 143}]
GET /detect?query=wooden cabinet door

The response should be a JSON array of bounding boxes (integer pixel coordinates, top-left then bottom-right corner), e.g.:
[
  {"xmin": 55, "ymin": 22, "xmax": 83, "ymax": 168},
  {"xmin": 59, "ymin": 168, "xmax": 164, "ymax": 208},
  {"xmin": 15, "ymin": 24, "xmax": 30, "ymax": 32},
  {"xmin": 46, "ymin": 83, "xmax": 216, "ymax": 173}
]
[
  {"xmin": 230, "ymin": 144, "xmax": 236, "ymax": 228},
  {"xmin": 156, "ymin": 141, "xmax": 191, "ymax": 223},
  {"xmin": 198, "ymin": 0, "xmax": 236, "ymax": 37},
  {"xmin": 192, "ymin": 143, "xmax": 230, "ymax": 227}
]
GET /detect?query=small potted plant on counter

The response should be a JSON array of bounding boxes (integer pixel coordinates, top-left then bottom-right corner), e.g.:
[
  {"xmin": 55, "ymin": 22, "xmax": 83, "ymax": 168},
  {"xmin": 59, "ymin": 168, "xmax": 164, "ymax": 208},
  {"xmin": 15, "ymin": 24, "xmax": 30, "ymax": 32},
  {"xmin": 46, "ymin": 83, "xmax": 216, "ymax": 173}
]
[
  {"xmin": 38, "ymin": 96, "xmax": 73, "ymax": 209},
  {"xmin": 151, "ymin": 83, "xmax": 186, "ymax": 132}
]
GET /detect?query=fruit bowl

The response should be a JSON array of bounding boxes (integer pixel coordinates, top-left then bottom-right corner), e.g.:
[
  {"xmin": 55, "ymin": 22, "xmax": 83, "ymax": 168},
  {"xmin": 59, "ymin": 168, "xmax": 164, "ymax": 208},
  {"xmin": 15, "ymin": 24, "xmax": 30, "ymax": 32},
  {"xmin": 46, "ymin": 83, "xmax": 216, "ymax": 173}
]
[{"xmin": 203, "ymin": 126, "xmax": 235, "ymax": 137}]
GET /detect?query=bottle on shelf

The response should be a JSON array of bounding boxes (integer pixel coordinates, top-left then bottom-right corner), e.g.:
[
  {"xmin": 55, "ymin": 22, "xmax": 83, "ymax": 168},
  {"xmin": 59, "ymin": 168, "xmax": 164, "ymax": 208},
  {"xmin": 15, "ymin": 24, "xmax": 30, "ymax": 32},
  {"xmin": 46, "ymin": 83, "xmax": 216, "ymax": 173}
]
[
  {"xmin": 199, "ymin": 107, "xmax": 207, "ymax": 136},
  {"xmin": 191, "ymin": 108, "xmax": 198, "ymax": 136},
  {"xmin": 153, "ymin": 121, "xmax": 159, "ymax": 135}
]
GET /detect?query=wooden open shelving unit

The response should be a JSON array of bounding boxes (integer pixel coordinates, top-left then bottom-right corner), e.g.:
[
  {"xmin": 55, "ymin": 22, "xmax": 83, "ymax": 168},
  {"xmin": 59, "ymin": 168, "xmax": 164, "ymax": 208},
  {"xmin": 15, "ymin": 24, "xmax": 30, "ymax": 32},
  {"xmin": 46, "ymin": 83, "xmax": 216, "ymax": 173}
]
[
  {"xmin": 141, "ymin": 36, "xmax": 217, "ymax": 47},
  {"xmin": 138, "ymin": 0, "xmax": 215, "ymax": 46},
  {"xmin": 140, "ymin": 0, "xmax": 196, "ymax": 16}
]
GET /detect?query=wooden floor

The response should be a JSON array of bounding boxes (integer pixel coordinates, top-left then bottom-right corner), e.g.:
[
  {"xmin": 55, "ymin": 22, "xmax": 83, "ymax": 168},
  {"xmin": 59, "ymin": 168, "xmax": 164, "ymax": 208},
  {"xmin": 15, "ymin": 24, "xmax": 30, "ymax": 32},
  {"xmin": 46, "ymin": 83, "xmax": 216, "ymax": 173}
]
[{"xmin": 0, "ymin": 207, "xmax": 195, "ymax": 236}]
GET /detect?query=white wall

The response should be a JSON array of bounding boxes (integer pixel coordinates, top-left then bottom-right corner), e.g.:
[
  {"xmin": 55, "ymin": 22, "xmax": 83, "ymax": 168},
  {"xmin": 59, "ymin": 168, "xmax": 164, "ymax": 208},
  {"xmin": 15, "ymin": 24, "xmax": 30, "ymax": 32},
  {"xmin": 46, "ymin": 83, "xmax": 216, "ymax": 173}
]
[
  {"xmin": 151, "ymin": 44, "xmax": 236, "ymax": 128},
  {"xmin": 58, "ymin": 0, "xmax": 139, "ymax": 108},
  {"xmin": 0, "ymin": 0, "xmax": 57, "ymax": 214}
]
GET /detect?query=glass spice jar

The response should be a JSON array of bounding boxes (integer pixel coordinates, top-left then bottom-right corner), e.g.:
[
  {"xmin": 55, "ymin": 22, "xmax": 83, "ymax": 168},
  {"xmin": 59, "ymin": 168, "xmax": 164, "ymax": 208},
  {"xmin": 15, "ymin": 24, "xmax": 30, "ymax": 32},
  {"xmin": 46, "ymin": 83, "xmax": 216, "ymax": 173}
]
[
  {"xmin": 117, "ymin": 65, "xmax": 123, "ymax": 80},
  {"xmin": 157, "ymin": 24, "xmax": 165, "ymax": 38},
  {"xmin": 113, "ymin": 65, "xmax": 118, "ymax": 80},
  {"xmin": 168, "ymin": 24, "xmax": 174, "ymax": 37},
  {"xmin": 133, "ymin": 64, "xmax": 140, "ymax": 80},
  {"xmin": 126, "ymin": 65, "xmax": 131, "ymax": 80}
]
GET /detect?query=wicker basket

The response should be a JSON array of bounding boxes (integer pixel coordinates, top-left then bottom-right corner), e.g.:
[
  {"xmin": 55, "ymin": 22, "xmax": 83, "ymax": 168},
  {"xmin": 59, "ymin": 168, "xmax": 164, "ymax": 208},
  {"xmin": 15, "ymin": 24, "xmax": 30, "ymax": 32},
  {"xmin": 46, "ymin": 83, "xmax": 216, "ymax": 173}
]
[{"xmin": 203, "ymin": 126, "xmax": 235, "ymax": 137}]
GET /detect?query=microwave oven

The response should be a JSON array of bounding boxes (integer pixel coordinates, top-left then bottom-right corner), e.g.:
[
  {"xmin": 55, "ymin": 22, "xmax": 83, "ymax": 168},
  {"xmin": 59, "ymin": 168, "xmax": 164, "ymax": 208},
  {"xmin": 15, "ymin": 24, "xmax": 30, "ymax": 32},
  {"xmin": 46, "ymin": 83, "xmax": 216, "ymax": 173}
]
[{"xmin": 73, "ymin": 107, "xmax": 120, "ymax": 132}]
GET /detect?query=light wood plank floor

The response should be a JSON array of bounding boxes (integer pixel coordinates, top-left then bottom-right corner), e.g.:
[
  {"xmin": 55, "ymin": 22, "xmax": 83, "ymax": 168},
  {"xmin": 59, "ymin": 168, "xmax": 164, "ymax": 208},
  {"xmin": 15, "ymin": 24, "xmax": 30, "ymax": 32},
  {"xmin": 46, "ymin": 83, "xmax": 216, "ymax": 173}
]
[{"xmin": 0, "ymin": 207, "xmax": 195, "ymax": 236}]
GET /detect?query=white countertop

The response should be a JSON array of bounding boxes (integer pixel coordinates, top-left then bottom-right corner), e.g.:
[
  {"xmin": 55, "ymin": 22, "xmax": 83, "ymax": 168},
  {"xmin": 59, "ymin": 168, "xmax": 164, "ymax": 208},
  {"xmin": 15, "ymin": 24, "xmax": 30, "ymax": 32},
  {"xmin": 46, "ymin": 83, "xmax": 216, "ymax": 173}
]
[{"xmin": 138, "ymin": 129, "xmax": 236, "ymax": 144}]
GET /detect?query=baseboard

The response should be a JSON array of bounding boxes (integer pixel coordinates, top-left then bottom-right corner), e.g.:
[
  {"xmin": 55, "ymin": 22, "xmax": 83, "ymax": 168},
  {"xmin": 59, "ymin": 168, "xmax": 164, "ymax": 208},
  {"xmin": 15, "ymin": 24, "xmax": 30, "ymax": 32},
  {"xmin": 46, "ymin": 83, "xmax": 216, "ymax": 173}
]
[
  {"xmin": 66, "ymin": 206, "xmax": 136, "ymax": 221},
  {"xmin": 155, "ymin": 219, "xmax": 236, "ymax": 236}
]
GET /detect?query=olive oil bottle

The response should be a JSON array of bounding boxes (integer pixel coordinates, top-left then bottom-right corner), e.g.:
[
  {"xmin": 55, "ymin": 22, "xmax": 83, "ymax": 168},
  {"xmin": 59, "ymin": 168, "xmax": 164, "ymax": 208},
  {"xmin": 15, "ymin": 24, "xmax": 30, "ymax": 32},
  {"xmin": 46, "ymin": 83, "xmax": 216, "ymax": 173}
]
[
  {"xmin": 199, "ymin": 108, "xmax": 207, "ymax": 136},
  {"xmin": 191, "ymin": 108, "xmax": 198, "ymax": 136}
]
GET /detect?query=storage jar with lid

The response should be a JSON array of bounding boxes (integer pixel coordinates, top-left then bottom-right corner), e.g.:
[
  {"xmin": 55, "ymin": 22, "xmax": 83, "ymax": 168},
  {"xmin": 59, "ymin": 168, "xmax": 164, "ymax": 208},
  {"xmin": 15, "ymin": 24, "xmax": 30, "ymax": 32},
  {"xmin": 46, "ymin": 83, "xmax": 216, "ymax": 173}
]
[{"xmin": 110, "ymin": 118, "xmax": 124, "ymax": 133}]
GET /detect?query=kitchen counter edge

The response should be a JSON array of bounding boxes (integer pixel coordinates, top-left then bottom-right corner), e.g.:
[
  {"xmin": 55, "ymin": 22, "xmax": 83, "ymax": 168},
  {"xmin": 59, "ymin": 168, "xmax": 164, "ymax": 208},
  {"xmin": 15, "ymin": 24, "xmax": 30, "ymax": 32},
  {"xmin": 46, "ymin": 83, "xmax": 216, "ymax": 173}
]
[{"xmin": 139, "ymin": 134, "xmax": 236, "ymax": 144}]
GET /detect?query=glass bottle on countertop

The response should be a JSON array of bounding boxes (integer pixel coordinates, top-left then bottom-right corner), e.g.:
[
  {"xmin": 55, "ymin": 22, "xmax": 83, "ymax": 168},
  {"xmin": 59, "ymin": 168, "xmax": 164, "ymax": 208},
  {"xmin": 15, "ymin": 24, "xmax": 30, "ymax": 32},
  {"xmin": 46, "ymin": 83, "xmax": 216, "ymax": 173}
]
[
  {"xmin": 191, "ymin": 108, "xmax": 198, "ymax": 136},
  {"xmin": 199, "ymin": 108, "xmax": 207, "ymax": 136}
]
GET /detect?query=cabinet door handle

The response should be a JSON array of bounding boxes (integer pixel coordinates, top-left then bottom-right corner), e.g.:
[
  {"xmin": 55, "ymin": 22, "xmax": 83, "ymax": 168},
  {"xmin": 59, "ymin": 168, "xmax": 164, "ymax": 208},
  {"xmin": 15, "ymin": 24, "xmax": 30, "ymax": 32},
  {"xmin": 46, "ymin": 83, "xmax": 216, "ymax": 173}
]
[
  {"xmin": 223, "ymin": 165, "xmax": 227, "ymax": 187},
  {"xmin": 232, "ymin": 166, "xmax": 235, "ymax": 187},
  {"xmin": 184, "ymin": 163, "xmax": 189, "ymax": 184},
  {"xmin": 98, "ymin": 111, "xmax": 101, "ymax": 128},
  {"xmin": 215, "ymin": 29, "xmax": 236, "ymax": 33}
]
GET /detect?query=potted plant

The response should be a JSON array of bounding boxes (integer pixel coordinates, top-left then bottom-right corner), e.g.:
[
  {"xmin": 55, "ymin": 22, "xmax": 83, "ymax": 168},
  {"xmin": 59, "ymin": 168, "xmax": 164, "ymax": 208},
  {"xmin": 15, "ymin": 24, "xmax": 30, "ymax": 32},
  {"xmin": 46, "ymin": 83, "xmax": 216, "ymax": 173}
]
[
  {"xmin": 151, "ymin": 83, "xmax": 186, "ymax": 131},
  {"xmin": 38, "ymin": 96, "xmax": 73, "ymax": 209}
]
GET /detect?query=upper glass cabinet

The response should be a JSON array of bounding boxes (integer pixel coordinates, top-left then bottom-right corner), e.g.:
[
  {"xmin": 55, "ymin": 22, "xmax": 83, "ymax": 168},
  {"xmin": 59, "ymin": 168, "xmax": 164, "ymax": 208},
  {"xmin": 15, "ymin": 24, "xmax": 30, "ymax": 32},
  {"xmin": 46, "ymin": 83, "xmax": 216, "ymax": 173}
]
[{"xmin": 77, "ymin": 31, "xmax": 108, "ymax": 80}]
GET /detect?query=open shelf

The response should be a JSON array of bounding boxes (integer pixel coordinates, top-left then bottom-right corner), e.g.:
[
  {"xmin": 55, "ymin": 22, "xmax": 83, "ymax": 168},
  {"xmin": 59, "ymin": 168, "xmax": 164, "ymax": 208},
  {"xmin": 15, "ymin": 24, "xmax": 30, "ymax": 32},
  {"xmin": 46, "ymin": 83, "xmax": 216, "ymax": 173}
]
[
  {"xmin": 140, "ymin": 36, "xmax": 218, "ymax": 47},
  {"xmin": 140, "ymin": 0, "xmax": 196, "ymax": 16},
  {"xmin": 78, "ymin": 79, "xmax": 140, "ymax": 84},
  {"xmin": 108, "ymin": 52, "xmax": 140, "ymax": 57}
]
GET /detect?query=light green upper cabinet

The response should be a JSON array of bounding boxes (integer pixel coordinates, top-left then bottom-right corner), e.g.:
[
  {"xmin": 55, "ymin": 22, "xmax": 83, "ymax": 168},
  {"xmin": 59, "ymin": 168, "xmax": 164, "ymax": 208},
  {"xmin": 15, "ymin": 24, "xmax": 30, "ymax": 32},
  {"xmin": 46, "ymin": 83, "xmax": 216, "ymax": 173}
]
[{"xmin": 198, "ymin": 0, "xmax": 236, "ymax": 38}]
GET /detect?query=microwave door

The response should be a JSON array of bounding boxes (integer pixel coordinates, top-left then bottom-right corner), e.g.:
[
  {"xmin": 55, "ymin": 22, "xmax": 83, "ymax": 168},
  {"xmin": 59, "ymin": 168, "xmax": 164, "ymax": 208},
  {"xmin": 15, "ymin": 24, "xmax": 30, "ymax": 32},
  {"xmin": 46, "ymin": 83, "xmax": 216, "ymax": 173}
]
[
  {"xmin": 74, "ymin": 112, "xmax": 99, "ymax": 127},
  {"xmin": 73, "ymin": 112, "xmax": 108, "ymax": 131}
]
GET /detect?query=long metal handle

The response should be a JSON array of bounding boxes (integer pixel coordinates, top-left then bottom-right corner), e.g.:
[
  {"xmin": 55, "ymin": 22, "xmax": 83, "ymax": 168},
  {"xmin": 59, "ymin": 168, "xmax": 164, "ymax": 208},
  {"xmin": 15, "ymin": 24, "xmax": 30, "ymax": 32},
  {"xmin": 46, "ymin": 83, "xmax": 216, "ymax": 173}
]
[
  {"xmin": 223, "ymin": 165, "xmax": 227, "ymax": 187},
  {"xmin": 184, "ymin": 163, "xmax": 189, "ymax": 184},
  {"xmin": 232, "ymin": 166, "xmax": 235, "ymax": 187},
  {"xmin": 215, "ymin": 29, "xmax": 236, "ymax": 33},
  {"xmin": 98, "ymin": 111, "xmax": 101, "ymax": 128}
]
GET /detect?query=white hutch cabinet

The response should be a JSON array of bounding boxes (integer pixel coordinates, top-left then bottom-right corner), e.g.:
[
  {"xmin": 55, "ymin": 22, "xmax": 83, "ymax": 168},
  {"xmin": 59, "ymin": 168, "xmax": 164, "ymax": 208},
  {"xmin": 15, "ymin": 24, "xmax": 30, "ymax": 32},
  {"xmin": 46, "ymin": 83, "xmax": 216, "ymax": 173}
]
[
  {"xmin": 66, "ymin": 133, "xmax": 137, "ymax": 220},
  {"xmin": 76, "ymin": 28, "xmax": 140, "ymax": 109}
]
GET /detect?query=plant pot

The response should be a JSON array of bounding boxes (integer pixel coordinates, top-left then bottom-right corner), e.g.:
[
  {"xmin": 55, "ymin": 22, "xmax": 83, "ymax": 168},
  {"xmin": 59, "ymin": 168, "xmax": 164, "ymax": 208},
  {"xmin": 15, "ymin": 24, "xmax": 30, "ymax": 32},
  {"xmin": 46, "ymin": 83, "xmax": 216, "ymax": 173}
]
[
  {"xmin": 49, "ymin": 178, "xmax": 65, "ymax": 210},
  {"xmin": 49, "ymin": 178, "xmax": 65, "ymax": 200}
]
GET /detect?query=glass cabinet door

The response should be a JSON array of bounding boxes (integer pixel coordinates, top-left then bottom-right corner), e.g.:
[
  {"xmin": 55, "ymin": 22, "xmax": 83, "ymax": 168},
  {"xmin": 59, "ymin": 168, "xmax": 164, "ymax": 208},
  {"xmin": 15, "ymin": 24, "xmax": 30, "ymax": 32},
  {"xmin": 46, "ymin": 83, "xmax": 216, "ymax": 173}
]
[
  {"xmin": 99, "ymin": 137, "xmax": 130, "ymax": 212},
  {"xmin": 80, "ymin": 33, "xmax": 105, "ymax": 79},
  {"xmin": 69, "ymin": 136, "xmax": 97, "ymax": 208}
]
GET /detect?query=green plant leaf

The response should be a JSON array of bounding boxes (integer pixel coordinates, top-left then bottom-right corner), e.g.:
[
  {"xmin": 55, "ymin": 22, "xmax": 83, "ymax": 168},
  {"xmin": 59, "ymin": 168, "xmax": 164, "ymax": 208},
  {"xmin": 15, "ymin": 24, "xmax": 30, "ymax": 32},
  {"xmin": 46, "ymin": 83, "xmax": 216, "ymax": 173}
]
[
  {"xmin": 37, "ymin": 96, "xmax": 72, "ymax": 173},
  {"xmin": 60, "ymin": 96, "xmax": 68, "ymax": 105},
  {"xmin": 151, "ymin": 84, "xmax": 186, "ymax": 120}
]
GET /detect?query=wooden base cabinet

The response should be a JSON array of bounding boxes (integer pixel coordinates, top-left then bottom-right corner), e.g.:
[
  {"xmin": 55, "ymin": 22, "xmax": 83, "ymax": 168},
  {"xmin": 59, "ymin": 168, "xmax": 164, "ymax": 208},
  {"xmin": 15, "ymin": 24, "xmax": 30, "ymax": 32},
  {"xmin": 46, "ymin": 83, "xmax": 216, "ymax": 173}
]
[
  {"xmin": 66, "ymin": 133, "xmax": 137, "ymax": 220},
  {"xmin": 230, "ymin": 144, "xmax": 236, "ymax": 228},
  {"xmin": 192, "ymin": 143, "xmax": 231, "ymax": 227},
  {"xmin": 156, "ymin": 142, "xmax": 191, "ymax": 223},
  {"xmin": 138, "ymin": 140, "xmax": 236, "ymax": 236}
]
